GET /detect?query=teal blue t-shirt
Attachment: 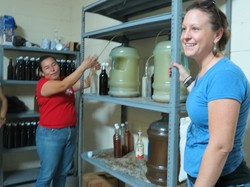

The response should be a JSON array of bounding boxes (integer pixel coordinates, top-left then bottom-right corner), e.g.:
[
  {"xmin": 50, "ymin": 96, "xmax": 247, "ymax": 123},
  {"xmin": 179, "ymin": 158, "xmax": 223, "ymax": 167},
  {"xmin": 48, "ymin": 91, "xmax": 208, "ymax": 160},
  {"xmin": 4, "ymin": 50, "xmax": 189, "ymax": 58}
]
[{"xmin": 184, "ymin": 57, "xmax": 250, "ymax": 177}]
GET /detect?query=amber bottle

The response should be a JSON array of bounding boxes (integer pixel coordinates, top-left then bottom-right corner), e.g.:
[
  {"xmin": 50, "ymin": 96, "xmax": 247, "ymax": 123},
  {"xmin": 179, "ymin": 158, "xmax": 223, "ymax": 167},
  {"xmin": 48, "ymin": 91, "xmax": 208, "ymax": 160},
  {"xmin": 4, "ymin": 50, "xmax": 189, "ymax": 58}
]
[{"xmin": 113, "ymin": 123, "xmax": 122, "ymax": 158}]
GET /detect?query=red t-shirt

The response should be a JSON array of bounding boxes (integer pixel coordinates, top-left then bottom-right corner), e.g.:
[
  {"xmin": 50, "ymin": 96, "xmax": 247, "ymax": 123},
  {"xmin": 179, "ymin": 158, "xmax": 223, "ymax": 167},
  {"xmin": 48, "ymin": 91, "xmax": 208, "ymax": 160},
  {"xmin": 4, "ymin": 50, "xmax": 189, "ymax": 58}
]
[{"xmin": 36, "ymin": 78, "xmax": 76, "ymax": 128}]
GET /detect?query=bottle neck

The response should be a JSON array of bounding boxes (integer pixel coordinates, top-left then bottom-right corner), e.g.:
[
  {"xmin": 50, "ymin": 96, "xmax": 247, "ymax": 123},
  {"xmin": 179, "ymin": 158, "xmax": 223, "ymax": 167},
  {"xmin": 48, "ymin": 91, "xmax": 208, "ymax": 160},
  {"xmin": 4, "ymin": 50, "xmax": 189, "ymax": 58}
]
[
  {"xmin": 115, "ymin": 128, "xmax": 119, "ymax": 134},
  {"xmin": 144, "ymin": 62, "xmax": 149, "ymax": 76},
  {"xmin": 137, "ymin": 132, "xmax": 142, "ymax": 141}
]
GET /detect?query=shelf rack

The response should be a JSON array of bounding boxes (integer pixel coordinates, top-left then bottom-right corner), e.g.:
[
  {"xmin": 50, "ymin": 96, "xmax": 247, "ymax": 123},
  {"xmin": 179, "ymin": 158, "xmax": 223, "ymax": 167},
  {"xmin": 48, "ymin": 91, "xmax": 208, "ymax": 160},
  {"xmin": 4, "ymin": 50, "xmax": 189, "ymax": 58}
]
[
  {"xmin": 80, "ymin": 0, "xmax": 191, "ymax": 186},
  {"xmin": 0, "ymin": 45, "xmax": 80, "ymax": 186},
  {"xmin": 82, "ymin": 149, "xmax": 156, "ymax": 187},
  {"xmin": 84, "ymin": 94, "xmax": 186, "ymax": 113}
]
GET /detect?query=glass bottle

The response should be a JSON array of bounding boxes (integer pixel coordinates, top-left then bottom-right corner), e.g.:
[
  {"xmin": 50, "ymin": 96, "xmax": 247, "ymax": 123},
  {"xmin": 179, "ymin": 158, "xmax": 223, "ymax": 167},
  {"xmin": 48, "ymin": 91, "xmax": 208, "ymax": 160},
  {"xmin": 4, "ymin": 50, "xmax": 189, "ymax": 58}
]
[
  {"xmin": 60, "ymin": 59, "xmax": 66, "ymax": 77},
  {"xmin": 7, "ymin": 58, "xmax": 14, "ymax": 80},
  {"xmin": 5, "ymin": 123, "xmax": 13, "ymax": 148},
  {"xmin": 66, "ymin": 60, "xmax": 71, "ymax": 76},
  {"xmin": 135, "ymin": 130, "xmax": 144, "ymax": 160},
  {"xmin": 13, "ymin": 58, "xmax": 17, "ymax": 80},
  {"xmin": 12, "ymin": 122, "xmax": 20, "ymax": 148},
  {"xmin": 146, "ymin": 113, "xmax": 169, "ymax": 185},
  {"xmin": 16, "ymin": 56, "xmax": 21, "ymax": 80},
  {"xmin": 70, "ymin": 60, "xmax": 76, "ymax": 73},
  {"xmin": 113, "ymin": 123, "xmax": 122, "ymax": 158},
  {"xmin": 20, "ymin": 122, "xmax": 26, "ymax": 147},
  {"xmin": 141, "ymin": 61, "xmax": 151, "ymax": 99},
  {"xmin": 126, "ymin": 121, "xmax": 134, "ymax": 152},
  {"xmin": 17, "ymin": 56, "xmax": 25, "ymax": 80},
  {"xmin": 26, "ymin": 122, "xmax": 33, "ymax": 146},
  {"xmin": 120, "ymin": 123, "xmax": 126, "ymax": 156},
  {"xmin": 90, "ymin": 68, "xmax": 98, "ymax": 94},
  {"xmin": 122, "ymin": 122, "xmax": 134, "ymax": 155},
  {"xmin": 24, "ymin": 56, "xmax": 31, "ymax": 80},
  {"xmin": 30, "ymin": 57, "xmax": 36, "ymax": 80},
  {"xmin": 35, "ymin": 57, "xmax": 41, "ymax": 80},
  {"xmin": 31, "ymin": 121, "xmax": 38, "ymax": 145},
  {"xmin": 99, "ymin": 63, "xmax": 108, "ymax": 95}
]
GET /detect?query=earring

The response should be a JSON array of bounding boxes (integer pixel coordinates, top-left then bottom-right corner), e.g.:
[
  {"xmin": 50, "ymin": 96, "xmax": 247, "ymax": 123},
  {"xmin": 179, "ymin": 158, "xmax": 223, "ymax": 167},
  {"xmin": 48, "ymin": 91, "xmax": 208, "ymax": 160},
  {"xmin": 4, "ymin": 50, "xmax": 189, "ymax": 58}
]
[{"xmin": 212, "ymin": 42, "xmax": 218, "ymax": 56}]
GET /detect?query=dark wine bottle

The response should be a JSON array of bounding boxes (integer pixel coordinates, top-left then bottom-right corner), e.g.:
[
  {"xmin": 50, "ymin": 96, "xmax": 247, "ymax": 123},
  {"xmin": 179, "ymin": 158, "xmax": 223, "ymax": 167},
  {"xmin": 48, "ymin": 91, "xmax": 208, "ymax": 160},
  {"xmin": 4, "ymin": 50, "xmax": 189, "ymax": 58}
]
[
  {"xmin": 99, "ymin": 64, "xmax": 108, "ymax": 95},
  {"xmin": 7, "ymin": 58, "xmax": 14, "ymax": 80}
]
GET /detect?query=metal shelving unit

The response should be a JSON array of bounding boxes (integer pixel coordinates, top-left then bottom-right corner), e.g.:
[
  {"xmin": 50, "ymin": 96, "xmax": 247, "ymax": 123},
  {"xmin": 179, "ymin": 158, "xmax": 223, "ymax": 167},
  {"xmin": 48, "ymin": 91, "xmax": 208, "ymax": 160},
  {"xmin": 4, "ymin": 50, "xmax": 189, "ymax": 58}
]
[
  {"xmin": 80, "ymin": 0, "xmax": 190, "ymax": 186},
  {"xmin": 0, "ymin": 45, "xmax": 80, "ymax": 186},
  {"xmin": 81, "ymin": 149, "xmax": 155, "ymax": 187},
  {"xmin": 84, "ymin": 94, "xmax": 186, "ymax": 113}
]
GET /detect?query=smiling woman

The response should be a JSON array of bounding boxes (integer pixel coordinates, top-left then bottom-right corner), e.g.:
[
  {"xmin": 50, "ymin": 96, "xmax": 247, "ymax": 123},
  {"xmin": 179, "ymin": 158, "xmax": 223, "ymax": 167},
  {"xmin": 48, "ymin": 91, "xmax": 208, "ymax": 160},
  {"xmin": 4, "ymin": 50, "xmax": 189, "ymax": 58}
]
[
  {"xmin": 35, "ymin": 55, "xmax": 100, "ymax": 187},
  {"xmin": 170, "ymin": 0, "xmax": 250, "ymax": 187}
]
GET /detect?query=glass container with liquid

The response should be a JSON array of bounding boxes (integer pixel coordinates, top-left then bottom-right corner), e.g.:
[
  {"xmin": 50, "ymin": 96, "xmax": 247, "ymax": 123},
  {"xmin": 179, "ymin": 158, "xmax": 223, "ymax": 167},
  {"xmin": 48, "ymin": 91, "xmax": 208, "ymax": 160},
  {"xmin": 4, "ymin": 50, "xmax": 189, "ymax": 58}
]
[
  {"xmin": 113, "ymin": 123, "xmax": 122, "ymax": 158},
  {"xmin": 146, "ymin": 113, "xmax": 169, "ymax": 185}
]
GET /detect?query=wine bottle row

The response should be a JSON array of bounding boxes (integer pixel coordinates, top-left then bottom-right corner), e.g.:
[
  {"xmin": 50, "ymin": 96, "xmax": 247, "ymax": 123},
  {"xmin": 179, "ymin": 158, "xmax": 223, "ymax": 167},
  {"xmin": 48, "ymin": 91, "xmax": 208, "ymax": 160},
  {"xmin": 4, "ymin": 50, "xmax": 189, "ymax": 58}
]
[
  {"xmin": 113, "ymin": 122, "xmax": 134, "ymax": 158},
  {"xmin": 3, "ymin": 120, "xmax": 38, "ymax": 149},
  {"xmin": 7, "ymin": 56, "xmax": 76, "ymax": 81}
]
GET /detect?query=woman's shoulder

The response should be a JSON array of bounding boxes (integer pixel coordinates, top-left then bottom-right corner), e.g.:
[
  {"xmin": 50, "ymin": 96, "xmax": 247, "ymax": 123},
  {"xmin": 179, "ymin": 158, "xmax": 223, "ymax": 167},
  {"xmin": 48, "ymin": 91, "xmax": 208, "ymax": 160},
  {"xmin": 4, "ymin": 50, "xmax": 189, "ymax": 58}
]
[
  {"xmin": 37, "ymin": 77, "xmax": 49, "ymax": 84},
  {"xmin": 212, "ymin": 57, "xmax": 246, "ymax": 78}
]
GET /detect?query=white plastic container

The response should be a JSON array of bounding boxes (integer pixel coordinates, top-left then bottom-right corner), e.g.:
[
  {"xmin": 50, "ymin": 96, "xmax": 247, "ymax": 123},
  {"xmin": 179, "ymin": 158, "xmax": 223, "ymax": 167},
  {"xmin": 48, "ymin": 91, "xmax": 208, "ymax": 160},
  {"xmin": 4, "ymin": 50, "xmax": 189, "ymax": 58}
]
[
  {"xmin": 152, "ymin": 40, "xmax": 188, "ymax": 103},
  {"xmin": 108, "ymin": 45, "xmax": 140, "ymax": 97}
]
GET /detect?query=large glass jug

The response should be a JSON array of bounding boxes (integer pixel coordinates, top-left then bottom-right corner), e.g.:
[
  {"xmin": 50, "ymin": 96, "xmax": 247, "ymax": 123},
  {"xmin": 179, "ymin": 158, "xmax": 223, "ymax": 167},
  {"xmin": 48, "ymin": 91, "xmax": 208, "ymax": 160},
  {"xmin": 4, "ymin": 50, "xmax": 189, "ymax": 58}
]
[
  {"xmin": 146, "ymin": 113, "xmax": 169, "ymax": 185},
  {"xmin": 108, "ymin": 44, "xmax": 140, "ymax": 97},
  {"xmin": 152, "ymin": 40, "xmax": 188, "ymax": 102}
]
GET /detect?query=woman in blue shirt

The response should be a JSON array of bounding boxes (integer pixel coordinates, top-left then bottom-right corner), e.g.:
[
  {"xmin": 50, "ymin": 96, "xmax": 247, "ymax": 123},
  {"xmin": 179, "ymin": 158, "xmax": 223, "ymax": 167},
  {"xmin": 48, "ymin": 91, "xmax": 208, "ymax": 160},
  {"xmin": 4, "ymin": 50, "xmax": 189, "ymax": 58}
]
[{"xmin": 171, "ymin": 1, "xmax": 250, "ymax": 186}]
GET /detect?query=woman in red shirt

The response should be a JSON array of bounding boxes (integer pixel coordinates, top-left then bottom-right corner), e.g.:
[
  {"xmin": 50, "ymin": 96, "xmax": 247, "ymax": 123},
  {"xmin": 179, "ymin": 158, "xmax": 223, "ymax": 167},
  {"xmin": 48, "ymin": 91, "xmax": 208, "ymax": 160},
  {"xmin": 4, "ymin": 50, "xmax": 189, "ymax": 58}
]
[{"xmin": 36, "ymin": 55, "xmax": 99, "ymax": 187}]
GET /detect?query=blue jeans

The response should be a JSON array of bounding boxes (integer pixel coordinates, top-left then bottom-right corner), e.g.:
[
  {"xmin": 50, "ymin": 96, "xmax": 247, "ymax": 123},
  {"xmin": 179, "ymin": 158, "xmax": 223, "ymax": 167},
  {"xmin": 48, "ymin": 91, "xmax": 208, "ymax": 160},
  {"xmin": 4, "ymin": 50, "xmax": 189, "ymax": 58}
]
[
  {"xmin": 36, "ymin": 125, "xmax": 76, "ymax": 187},
  {"xmin": 187, "ymin": 178, "xmax": 250, "ymax": 187}
]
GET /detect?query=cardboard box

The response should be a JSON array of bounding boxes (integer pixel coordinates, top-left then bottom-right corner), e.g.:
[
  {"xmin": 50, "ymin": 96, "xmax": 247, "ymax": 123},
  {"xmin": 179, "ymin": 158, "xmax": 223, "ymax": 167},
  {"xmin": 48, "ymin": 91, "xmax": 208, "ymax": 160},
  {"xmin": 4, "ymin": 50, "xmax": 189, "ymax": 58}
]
[
  {"xmin": 0, "ymin": 15, "xmax": 16, "ymax": 45},
  {"xmin": 83, "ymin": 172, "xmax": 119, "ymax": 187}
]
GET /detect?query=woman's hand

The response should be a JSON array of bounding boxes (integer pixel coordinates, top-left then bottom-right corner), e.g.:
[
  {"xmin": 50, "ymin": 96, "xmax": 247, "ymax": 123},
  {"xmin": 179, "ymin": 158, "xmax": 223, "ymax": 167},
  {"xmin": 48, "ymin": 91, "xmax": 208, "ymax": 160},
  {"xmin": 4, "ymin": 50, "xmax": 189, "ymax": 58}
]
[
  {"xmin": 88, "ymin": 62, "xmax": 101, "ymax": 80},
  {"xmin": 92, "ymin": 62, "xmax": 101, "ymax": 72},
  {"xmin": 170, "ymin": 62, "xmax": 190, "ymax": 83},
  {"xmin": 80, "ymin": 56, "xmax": 99, "ymax": 70}
]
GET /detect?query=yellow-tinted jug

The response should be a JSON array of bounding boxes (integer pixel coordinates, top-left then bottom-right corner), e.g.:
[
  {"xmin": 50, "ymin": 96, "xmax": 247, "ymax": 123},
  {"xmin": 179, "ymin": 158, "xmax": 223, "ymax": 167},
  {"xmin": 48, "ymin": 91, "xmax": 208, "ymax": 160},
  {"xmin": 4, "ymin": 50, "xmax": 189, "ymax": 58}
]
[
  {"xmin": 152, "ymin": 40, "xmax": 188, "ymax": 102},
  {"xmin": 108, "ymin": 45, "xmax": 140, "ymax": 97}
]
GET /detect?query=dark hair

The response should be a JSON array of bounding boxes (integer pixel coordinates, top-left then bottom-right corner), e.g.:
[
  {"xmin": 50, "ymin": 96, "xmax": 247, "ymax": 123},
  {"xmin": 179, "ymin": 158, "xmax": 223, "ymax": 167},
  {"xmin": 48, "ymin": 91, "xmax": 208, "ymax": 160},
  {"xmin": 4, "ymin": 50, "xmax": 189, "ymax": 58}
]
[
  {"xmin": 38, "ymin": 55, "xmax": 57, "ymax": 72},
  {"xmin": 186, "ymin": 0, "xmax": 230, "ymax": 52}
]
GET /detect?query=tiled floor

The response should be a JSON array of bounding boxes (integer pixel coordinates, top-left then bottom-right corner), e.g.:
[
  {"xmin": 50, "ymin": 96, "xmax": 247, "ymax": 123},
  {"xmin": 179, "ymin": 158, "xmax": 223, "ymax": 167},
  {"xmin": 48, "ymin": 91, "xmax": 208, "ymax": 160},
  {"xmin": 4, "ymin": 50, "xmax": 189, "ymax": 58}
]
[{"xmin": 11, "ymin": 176, "xmax": 78, "ymax": 187}]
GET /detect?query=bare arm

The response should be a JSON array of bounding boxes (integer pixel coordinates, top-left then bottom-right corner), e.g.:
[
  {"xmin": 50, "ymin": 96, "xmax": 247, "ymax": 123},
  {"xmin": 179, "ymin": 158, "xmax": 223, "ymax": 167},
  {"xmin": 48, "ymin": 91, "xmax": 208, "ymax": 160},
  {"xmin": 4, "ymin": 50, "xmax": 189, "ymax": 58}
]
[
  {"xmin": 0, "ymin": 86, "xmax": 8, "ymax": 128},
  {"xmin": 194, "ymin": 99, "xmax": 239, "ymax": 187},
  {"xmin": 41, "ymin": 56, "xmax": 98, "ymax": 96},
  {"xmin": 73, "ymin": 62, "xmax": 101, "ymax": 92}
]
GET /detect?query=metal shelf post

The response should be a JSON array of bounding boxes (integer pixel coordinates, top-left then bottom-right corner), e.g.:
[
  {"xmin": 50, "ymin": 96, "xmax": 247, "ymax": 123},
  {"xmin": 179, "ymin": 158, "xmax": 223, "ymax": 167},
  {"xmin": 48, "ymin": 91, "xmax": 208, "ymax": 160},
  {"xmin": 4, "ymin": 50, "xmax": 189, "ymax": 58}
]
[{"xmin": 168, "ymin": 0, "xmax": 183, "ymax": 186}]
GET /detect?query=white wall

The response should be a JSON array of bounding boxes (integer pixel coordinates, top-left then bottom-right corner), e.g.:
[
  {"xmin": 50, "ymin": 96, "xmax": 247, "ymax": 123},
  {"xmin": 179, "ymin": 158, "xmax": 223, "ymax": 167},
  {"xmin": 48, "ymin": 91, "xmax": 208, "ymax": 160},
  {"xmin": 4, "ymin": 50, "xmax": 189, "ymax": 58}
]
[
  {"xmin": 230, "ymin": 0, "xmax": 250, "ymax": 164},
  {"xmin": 1, "ymin": 0, "xmax": 250, "ymax": 174}
]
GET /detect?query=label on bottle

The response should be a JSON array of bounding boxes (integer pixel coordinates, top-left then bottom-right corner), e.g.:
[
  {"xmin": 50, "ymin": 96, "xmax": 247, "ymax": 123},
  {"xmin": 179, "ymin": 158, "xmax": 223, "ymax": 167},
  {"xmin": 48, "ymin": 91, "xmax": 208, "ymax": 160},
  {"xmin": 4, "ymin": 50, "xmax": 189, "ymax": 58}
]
[{"xmin": 136, "ymin": 143, "xmax": 144, "ymax": 159}]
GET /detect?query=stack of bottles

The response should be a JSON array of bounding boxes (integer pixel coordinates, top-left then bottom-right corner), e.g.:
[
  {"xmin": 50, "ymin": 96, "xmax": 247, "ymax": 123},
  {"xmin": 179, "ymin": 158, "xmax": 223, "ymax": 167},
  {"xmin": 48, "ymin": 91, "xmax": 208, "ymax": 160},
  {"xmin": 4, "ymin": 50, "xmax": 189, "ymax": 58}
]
[
  {"xmin": 113, "ymin": 122, "xmax": 134, "ymax": 158},
  {"xmin": 3, "ymin": 120, "xmax": 38, "ymax": 149},
  {"xmin": 57, "ymin": 59, "xmax": 76, "ymax": 77},
  {"xmin": 113, "ymin": 122, "xmax": 145, "ymax": 163},
  {"xmin": 7, "ymin": 57, "xmax": 76, "ymax": 81}
]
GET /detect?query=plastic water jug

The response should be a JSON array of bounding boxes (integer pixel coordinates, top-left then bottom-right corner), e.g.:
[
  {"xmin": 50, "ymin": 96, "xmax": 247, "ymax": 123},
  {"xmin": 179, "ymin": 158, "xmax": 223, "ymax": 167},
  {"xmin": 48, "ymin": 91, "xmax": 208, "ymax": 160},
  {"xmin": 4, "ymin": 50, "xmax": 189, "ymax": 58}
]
[
  {"xmin": 152, "ymin": 40, "xmax": 188, "ymax": 102},
  {"xmin": 108, "ymin": 44, "xmax": 140, "ymax": 97}
]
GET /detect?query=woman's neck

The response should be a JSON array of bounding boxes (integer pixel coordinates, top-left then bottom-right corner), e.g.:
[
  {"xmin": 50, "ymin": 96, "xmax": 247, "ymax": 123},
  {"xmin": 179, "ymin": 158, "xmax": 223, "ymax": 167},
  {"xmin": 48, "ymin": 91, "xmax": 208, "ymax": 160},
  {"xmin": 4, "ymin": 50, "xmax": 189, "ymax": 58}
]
[{"xmin": 198, "ymin": 52, "xmax": 223, "ymax": 79}]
